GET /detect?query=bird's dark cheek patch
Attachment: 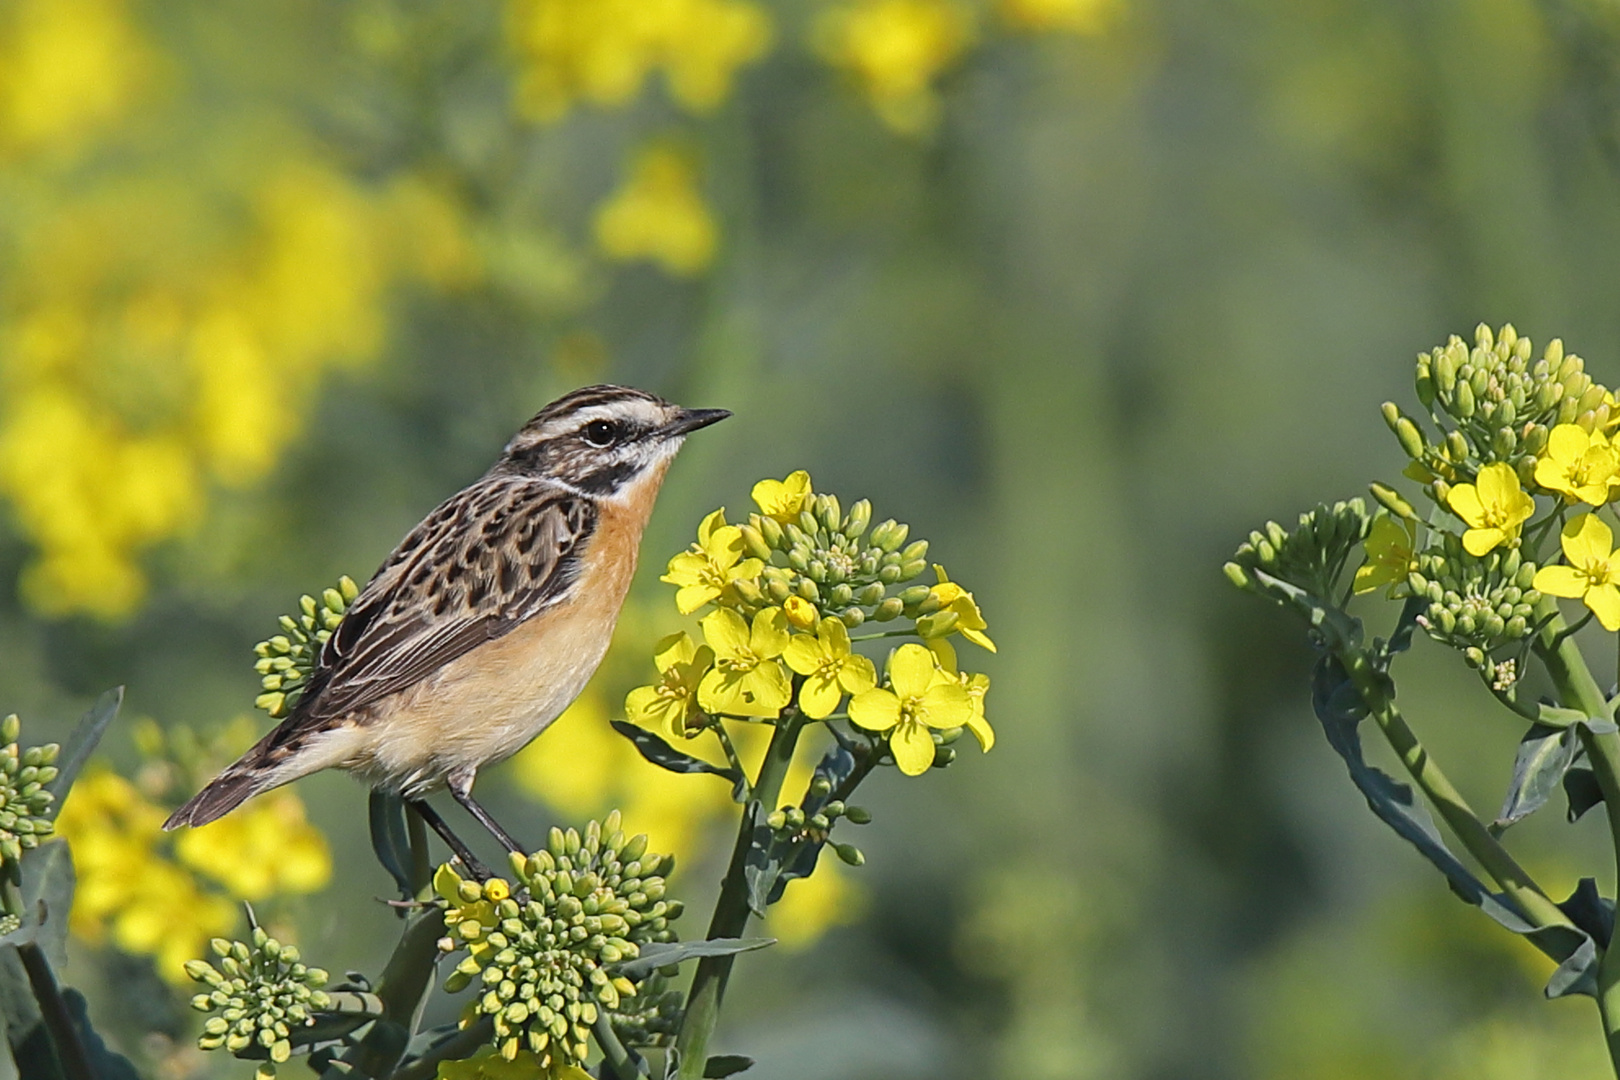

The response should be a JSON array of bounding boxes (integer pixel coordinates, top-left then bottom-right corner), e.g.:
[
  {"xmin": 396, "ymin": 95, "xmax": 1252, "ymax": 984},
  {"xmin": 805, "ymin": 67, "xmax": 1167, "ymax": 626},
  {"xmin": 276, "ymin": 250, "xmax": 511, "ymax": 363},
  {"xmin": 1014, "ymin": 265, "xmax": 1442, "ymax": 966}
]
[{"xmin": 574, "ymin": 461, "xmax": 639, "ymax": 495}]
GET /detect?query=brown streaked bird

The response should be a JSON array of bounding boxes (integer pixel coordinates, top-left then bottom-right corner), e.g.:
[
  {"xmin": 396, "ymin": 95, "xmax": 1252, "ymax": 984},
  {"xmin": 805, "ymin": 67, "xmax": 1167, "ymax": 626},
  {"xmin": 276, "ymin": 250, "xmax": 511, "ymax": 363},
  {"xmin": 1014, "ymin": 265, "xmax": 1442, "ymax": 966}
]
[{"xmin": 163, "ymin": 385, "xmax": 729, "ymax": 868}]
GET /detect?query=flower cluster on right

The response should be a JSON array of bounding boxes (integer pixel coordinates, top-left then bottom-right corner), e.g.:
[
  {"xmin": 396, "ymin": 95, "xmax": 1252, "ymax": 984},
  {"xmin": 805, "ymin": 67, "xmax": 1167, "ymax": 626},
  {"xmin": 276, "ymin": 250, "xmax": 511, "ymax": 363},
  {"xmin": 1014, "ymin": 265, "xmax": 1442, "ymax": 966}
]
[{"xmin": 628, "ymin": 471, "xmax": 995, "ymax": 777}]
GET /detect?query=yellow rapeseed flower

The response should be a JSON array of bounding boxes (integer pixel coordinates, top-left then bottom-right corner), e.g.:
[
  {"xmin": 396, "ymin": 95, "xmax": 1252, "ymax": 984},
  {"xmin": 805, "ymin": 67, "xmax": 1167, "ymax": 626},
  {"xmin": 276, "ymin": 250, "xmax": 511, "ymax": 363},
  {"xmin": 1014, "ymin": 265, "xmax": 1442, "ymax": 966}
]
[
  {"xmin": 698, "ymin": 606, "xmax": 792, "ymax": 717},
  {"xmin": 783, "ymin": 616, "xmax": 878, "ymax": 719},
  {"xmin": 999, "ymin": 0, "xmax": 1116, "ymax": 33},
  {"xmin": 1446, "ymin": 462, "xmax": 1535, "ymax": 556},
  {"xmin": 174, "ymin": 789, "xmax": 331, "ymax": 901},
  {"xmin": 1534, "ymin": 424, "xmax": 1619, "ymax": 505},
  {"xmin": 921, "ymin": 564, "xmax": 996, "ymax": 651},
  {"xmin": 661, "ymin": 509, "xmax": 763, "ymax": 614},
  {"xmin": 848, "ymin": 643, "xmax": 974, "ymax": 775},
  {"xmin": 814, "ymin": 0, "xmax": 975, "ymax": 135},
  {"xmin": 928, "ymin": 637, "xmax": 993, "ymax": 751},
  {"xmin": 1353, "ymin": 515, "xmax": 1417, "ymax": 596},
  {"xmin": 506, "ymin": 0, "xmax": 772, "ymax": 121},
  {"xmin": 594, "ymin": 145, "xmax": 718, "ymax": 277},
  {"xmin": 1534, "ymin": 514, "xmax": 1620, "ymax": 631},
  {"xmin": 783, "ymin": 595, "xmax": 818, "ymax": 630},
  {"xmin": 751, "ymin": 470, "xmax": 812, "ymax": 522},
  {"xmin": 625, "ymin": 632, "xmax": 716, "ymax": 738}
]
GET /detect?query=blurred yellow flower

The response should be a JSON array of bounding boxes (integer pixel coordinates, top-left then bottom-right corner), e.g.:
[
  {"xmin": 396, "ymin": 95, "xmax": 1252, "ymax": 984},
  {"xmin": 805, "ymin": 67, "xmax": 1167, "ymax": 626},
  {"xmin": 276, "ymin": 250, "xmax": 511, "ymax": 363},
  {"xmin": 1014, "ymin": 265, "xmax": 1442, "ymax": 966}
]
[
  {"xmin": 1533, "ymin": 514, "xmax": 1620, "ymax": 631},
  {"xmin": 698, "ymin": 606, "xmax": 792, "ymax": 718},
  {"xmin": 751, "ymin": 470, "xmax": 812, "ymax": 523},
  {"xmin": 770, "ymin": 861, "xmax": 862, "ymax": 951},
  {"xmin": 1446, "ymin": 462, "xmax": 1534, "ymax": 557},
  {"xmin": 439, "ymin": 1047, "xmax": 593, "ymax": 1080},
  {"xmin": 506, "ymin": 0, "xmax": 772, "ymax": 122},
  {"xmin": 0, "ymin": 161, "xmax": 478, "ymax": 618},
  {"xmin": 783, "ymin": 616, "xmax": 877, "ymax": 719},
  {"xmin": 175, "ymin": 788, "xmax": 332, "ymax": 901},
  {"xmin": 55, "ymin": 768, "xmax": 238, "ymax": 981},
  {"xmin": 999, "ymin": 0, "xmax": 1117, "ymax": 34},
  {"xmin": 0, "ymin": 0, "xmax": 153, "ymax": 159},
  {"xmin": 625, "ymin": 632, "xmax": 716, "ymax": 739},
  {"xmin": 661, "ymin": 509, "xmax": 762, "ymax": 614},
  {"xmin": 594, "ymin": 145, "xmax": 718, "ymax": 276},
  {"xmin": 849, "ymin": 643, "xmax": 974, "ymax": 775},
  {"xmin": 1535, "ymin": 424, "xmax": 1619, "ymax": 505},
  {"xmin": 814, "ymin": 0, "xmax": 975, "ymax": 135},
  {"xmin": 1352, "ymin": 515, "xmax": 1417, "ymax": 597}
]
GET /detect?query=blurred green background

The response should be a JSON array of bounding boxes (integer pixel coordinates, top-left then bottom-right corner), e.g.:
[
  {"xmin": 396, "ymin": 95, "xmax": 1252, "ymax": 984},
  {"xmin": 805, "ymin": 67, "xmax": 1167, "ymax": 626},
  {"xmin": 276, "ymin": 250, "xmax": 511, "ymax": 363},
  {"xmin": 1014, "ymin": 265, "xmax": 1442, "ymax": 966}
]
[{"xmin": 9, "ymin": 0, "xmax": 1620, "ymax": 1076}]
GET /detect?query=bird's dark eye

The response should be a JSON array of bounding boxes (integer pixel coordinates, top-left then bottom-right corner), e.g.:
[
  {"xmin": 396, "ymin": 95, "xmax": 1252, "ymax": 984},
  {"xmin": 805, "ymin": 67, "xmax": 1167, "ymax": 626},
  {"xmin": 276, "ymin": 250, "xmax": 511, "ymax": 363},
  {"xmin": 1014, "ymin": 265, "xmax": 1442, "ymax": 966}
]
[{"xmin": 583, "ymin": 419, "xmax": 620, "ymax": 447}]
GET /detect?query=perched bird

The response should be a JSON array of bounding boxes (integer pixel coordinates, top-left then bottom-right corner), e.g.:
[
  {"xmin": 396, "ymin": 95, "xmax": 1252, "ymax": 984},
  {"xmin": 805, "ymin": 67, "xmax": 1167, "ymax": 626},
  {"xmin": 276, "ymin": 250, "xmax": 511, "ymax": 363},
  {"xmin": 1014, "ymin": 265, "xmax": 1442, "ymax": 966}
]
[{"xmin": 164, "ymin": 385, "xmax": 729, "ymax": 867}]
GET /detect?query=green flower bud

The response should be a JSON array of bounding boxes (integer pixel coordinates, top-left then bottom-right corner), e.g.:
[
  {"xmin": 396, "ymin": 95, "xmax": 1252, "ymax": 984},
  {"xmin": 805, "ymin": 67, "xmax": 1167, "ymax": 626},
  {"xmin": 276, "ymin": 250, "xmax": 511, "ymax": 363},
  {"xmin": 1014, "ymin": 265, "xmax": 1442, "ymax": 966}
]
[{"xmin": 833, "ymin": 843, "xmax": 865, "ymax": 867}]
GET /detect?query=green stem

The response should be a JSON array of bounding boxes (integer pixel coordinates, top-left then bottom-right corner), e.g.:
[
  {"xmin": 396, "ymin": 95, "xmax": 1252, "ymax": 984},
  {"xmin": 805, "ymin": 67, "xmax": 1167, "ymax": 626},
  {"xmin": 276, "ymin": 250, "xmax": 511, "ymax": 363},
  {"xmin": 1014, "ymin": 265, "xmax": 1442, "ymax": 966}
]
[
  {"xmin": 673, "ymin": 710, "xmax": 806, "ymax": 1080},
  {"xmin": 593, "ymin": 1013, "xmax": 642, "ymax": 1080},
  {"xmin": 320, "ymin": 909, "xmax": 447, "ymax": 1080},
  {"xmin": 1339, "ymin": 648, "xmax": 1570, "ymax": 931},
  {"xmin": 17, "ymin": 942, "xmax": 94, "ymax": 1080},
  {"xmin": 1533, "ymin": 599, "xmax": 1620, "ymax": 1076}
]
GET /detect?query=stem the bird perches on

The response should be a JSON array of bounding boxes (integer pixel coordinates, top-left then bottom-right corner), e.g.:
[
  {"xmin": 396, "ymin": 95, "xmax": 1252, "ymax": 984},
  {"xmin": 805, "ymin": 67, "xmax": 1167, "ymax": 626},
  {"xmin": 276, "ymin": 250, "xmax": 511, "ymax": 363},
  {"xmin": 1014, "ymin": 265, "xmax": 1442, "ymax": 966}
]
[{"xmin": 673, "ymin": 707, "xmax": 806, "ymax": 1080}]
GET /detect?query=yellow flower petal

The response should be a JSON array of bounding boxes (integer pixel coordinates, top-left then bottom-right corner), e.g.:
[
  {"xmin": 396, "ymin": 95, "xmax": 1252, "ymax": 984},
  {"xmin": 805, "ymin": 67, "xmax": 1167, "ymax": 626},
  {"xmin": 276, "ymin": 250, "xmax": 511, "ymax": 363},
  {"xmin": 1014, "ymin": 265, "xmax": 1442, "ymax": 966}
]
[
  {"xmin": 748, "ymin": 606, "xmax": 789, "ymax": 658},
  {"xmin": 1562, "ymin": 513, "xmax": 1614, "ymax": 566},
  {"xmin": 700, "ymin": 608, "xmax": 752, "ymax": 657},
  {"xmin": 798, "ymin": 674, "xmax": 843, "ymax": 719},
  {"xmin": 848, "ymin": 687, "xmax": 901, "ymax": 732},
  {"xmin": 965, "ymin": 713, "xmax": 995, "ymax": 752},
  {"xmin": 1446, "ymin": 483, "xmax": 1486, "ymax": 528},
  {"xmin": 838, "ymin": 654, "xmax": 878, "ymax": 694},
  {"xmin": 751, "ymin": 470, "xmax": 812, "ymax": 521},
  {"xmin": 783, "ymin": 633, "xmax": 825, "ymax": 676},
  {"xmin": 1475, "ymin": 462, "xmax": 1521, "ymax": 512},
  {"xmin": 1589, "ymin": 583, "xmax": 1620, "ymax": 631},
  {"xmin": 783, "ymin": 595, "xmax": 818, "ymax": 629},
  {"xmin": 1462, "ymin": 526, "xmax": 1506, "ymax": 557},
  {"xmin": 887, "ymin": 643, "xmax": 937, "ymax": 698},
  {"xmin": 1534, "ymin": 564, "xmax": 1590, "ymax": 599},
  {"xmin": 890, "ymin": 722, "xmax": 937, "ymax": 776},
  {"xmin": 918, "ymin": 682, "xmax": 974, "ymax": 728},
  {"xmin": 652, "ymin": 631, "xmax": 698, "ymax": 673}
]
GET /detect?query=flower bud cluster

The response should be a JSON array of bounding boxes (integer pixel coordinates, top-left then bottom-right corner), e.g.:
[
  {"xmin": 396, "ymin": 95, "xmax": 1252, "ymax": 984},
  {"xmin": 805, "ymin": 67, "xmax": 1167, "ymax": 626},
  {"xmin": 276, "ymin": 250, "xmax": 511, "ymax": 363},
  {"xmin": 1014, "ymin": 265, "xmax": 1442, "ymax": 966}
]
[
  {"xmin": 1390, "ymin": 325, "xmax": 1610, "ymax": 495},
  {"xmin": 607, "ymin": 971, "xmax": 684, "ymax": 1049},
  {"xmin": 436, "ymin": 811, "xmax": 682, "ymax": 1067},
  {"xmin": 1407, "ymin": 535, "xmax": 1540, "ymax": 655},
  {"xmin": 1225, "ymin": 500, "xmax": 1372, "ymax": 602},
  {"xmin": 254, "ymin": 577, "xmax": 359, "ymax": 717},
  {"xmin": 734, "ymin": 494, "xmax": 930, "ymax": 628},
  {"xmin": 0, "ymin": 714, "xmax": 59, "ymax": 867},
  {"xmin": 185, "ymin": 927, "xmax": 330, "ymax": 1070}
]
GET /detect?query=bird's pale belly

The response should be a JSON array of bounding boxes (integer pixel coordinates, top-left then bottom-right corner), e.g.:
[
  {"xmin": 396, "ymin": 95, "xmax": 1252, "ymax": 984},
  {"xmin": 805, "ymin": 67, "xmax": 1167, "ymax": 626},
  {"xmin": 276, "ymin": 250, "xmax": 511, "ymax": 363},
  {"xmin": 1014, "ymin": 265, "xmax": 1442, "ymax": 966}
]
[{"xmin": 288, "ymin": 593, "xmax": 621, "ymax": 798}]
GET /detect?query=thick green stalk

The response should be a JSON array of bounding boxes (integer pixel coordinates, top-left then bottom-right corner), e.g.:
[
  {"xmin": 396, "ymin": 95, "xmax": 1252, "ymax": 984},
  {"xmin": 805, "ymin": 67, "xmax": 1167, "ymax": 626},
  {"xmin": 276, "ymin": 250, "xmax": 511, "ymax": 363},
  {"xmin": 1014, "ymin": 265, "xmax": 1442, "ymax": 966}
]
[
  {"xmin": 673, "ymin": 712, "xmax": 805, "ymax": 1080},
  {"xmin": 1339, "ymin": 648, "xmax": 1571, "ymax": 931},
  {"xmin": 1534, "ymin": 601, "xmax": 1620, "ymax": 1076},
  {"xmin": 16, "ymin": 942, "xmax": 93, "ymax": 1080}
]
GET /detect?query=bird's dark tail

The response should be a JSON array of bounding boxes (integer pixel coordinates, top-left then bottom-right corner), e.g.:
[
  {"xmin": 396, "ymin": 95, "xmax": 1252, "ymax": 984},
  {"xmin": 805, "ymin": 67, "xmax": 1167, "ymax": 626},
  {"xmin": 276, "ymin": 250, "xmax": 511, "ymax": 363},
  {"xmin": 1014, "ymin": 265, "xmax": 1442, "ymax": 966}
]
[{"xmin": 163, "ymin": 767, "xmax": 269, "ymax": 829}]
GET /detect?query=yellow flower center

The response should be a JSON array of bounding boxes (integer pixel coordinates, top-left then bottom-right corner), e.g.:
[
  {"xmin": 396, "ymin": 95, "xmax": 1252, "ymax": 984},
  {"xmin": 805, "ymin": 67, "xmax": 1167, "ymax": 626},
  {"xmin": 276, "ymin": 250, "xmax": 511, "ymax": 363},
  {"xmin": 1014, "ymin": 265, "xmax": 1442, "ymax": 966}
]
[{"xmin": 1577, "ymin": 557, "xmax": 1615, "ymax": 588}]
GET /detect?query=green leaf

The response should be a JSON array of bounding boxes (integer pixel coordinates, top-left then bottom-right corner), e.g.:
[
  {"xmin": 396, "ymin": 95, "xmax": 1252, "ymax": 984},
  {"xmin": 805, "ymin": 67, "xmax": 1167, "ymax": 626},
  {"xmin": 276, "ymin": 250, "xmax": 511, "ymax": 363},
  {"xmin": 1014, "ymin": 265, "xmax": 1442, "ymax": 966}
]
[
  {"xmin": 45, "ymin": 689, "xmax": 123, "ymax": 815},
  {"xmin": 739, "ymin": 806, "xmax": 780, "ymax": 918},
  {"xmin": 1494, "ymin": 725, "xmax": 1579, "ymax": 832},
  {"xmin": 703, "ymin": 1055, "xmax": 754, "ymax": 1078},
  {"xmin": 1565, "ymin": 759, "xmax": 1603, "ymax": 823},
  {"xmin": 369, "ymin": 793, "xmax": 415, "ymax": 901},
  {"xmin": 609, "ymin": 722, "xmax": 744, "ymax": 786},
  {"xmin": 610, "ymin": 938, "xmax": 774, "ymax": 981},
  {"xmin": 1310, "ymin": 652, "xmax": 1596, "ymax": 995},
  {"xmin": 17, "ymin": 842, "xmax": 74, "ymax": 969}
]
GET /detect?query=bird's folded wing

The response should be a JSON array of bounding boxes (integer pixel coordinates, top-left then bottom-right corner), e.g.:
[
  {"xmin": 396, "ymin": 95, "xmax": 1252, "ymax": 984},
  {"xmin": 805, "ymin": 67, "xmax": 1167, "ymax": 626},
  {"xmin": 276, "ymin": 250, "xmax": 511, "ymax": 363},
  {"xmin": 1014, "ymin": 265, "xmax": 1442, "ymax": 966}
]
[{"xmin": 279, "ymin": 478, "xmax": 598, "ymax": 732}]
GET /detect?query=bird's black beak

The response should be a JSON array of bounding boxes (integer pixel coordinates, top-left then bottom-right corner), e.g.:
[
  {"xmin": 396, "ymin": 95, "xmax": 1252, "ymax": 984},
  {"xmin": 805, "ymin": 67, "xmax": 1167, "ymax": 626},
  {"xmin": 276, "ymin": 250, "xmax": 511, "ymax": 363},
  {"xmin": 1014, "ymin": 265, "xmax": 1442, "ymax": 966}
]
[{"xmin": 663, "ymin": 408, "xmax": 732, "ymax": 437}]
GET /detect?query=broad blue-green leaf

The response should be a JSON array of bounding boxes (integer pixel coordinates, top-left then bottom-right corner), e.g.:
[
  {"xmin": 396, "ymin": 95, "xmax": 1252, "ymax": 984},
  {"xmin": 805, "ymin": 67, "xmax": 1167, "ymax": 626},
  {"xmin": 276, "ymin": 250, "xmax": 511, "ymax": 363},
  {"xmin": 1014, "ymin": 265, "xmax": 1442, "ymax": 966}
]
[
  {"xmin": 45, "ymin": 689, "xmax": 122, "ymax": 814},
  {"xmin": 612, "ymin": 938, "xmax": 774, "ymax": 981},
  {"xmin": 369, "ymin": 793, "xmax": 415, "ymax": 900},
  {"xmin": 17, "ymin": 842, "xmax": 74, "ymax": 968},
  {"xmin": 1566, "ymin": 759, "xmax": 1603, "ymax": 822},
  {"xmin": 609, "ymin": 722, "xmax": 744, "ymax": 787},
  {"xmin": 1494, "ymin": 724, "xmax": 1579, "ymax": 831}
]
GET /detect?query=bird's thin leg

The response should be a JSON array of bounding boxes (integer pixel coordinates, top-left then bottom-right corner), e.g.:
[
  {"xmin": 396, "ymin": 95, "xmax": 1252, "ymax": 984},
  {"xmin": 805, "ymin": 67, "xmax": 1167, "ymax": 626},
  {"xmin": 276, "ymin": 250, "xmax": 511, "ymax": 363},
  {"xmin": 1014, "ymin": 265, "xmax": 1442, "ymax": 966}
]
[
  {"xmin": 448, "ymin": 772, "xmax": 526, "ymax": 855},
  {"xmin": 408, "ymin": 799, "xmax": 492, "ymax": 880}
]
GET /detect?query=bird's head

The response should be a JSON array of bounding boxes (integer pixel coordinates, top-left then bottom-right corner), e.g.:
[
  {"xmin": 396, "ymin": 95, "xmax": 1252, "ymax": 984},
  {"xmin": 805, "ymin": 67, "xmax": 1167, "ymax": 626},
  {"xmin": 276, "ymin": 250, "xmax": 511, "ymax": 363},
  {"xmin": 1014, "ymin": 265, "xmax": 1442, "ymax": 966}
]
[{"xmin": 497, "ymin": 384, "xmax": 730, "ymax": 498}]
